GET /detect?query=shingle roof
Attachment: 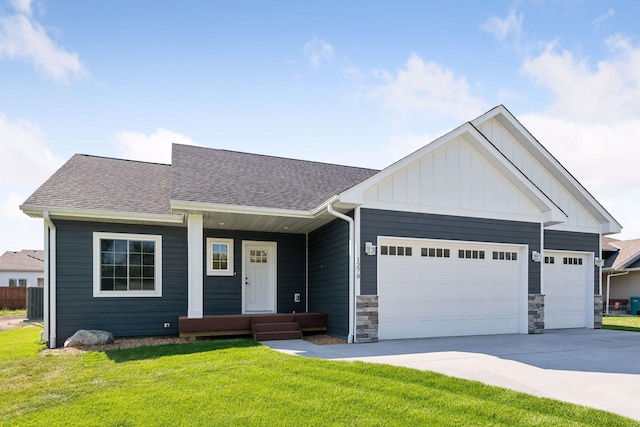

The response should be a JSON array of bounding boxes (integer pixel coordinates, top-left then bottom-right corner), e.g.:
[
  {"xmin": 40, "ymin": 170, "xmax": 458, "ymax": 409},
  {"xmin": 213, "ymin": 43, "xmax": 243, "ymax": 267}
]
[
  {"xmin": 0, "ymin": 250, "xmax": 44, "ymax": 272},
  {"xmin": 603, "ymin": 238, "xmax": 640, "ymax": 270},
  {"xmin": 170, "ymin": 144, "xmax": 379, "ymax": 211},
  {"xmin": 22, "ymin": 154, "xmax": 172, "ymax": 215},
  {"xmin": 602, "ymin": 236, "xmax": 620, "ymax": 251}
]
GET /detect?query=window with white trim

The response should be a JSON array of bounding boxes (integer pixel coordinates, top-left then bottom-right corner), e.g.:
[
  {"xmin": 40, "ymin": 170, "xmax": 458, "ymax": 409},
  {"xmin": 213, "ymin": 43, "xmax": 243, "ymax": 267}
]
[
  {"xmin": 93, "ymin": 232, "xmax": 162, "ymax": 297},
  {"xmin": 207, "ymin": 238, "xmax": 234, "ymax": 276}
]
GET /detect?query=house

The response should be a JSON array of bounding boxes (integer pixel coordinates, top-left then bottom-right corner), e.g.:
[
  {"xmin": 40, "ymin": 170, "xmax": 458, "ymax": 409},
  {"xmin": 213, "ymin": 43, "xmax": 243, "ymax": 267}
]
[
  {"xmin": 20, "ymin": 105, "xmax": 621, "ymax": 348},
  {"xmin": 0, "ymin": 250, "xmax": 44, "ymax": 288},
  {"xmin": 601, "ymin": 236, "xmax": 640, "ymax": 314}
]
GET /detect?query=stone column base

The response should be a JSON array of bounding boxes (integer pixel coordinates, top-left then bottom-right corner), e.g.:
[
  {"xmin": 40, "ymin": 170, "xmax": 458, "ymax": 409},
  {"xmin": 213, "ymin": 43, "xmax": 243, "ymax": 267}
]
[
  {"xmin": 528, "ymin": 294, "xmax": 545, "ymax": 334},
  {"xmin": 594, "ymin": 295, "xmax": 603, "ymax": 329},
  {"xmin": 356, "ymin": 295, "xmax": 378, "ymax": 343}
]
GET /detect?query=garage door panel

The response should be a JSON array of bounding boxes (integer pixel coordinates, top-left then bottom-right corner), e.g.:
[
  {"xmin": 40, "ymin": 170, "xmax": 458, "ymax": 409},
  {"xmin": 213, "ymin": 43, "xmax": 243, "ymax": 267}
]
[
  {"xmin": 544, "ymin": 251, "xmax": 590, "ymax": 329},
  {"xmin": 378, "ymin": 238, "xmax": 523, "ymax": 340}
]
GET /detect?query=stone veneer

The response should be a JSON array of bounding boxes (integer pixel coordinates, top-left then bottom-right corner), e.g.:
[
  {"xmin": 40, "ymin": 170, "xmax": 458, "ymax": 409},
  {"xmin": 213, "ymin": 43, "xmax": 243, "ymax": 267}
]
[
  {"xmin": 594, "ymin": 295, "xmax": 603, "ymax": 329},
  {"xmin": 528, "ymin": 294, "xmax": 545, "ymax": 334},
  {"xmin": 356, "ymin": 295, "xmax": 379, "ymax": 343}
]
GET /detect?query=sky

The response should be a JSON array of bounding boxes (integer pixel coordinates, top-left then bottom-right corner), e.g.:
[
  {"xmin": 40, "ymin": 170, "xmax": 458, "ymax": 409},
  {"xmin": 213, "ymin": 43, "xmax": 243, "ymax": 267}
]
[{"xmin": 1, "ymin": 0, "xmax": 640, "ymax": 254}]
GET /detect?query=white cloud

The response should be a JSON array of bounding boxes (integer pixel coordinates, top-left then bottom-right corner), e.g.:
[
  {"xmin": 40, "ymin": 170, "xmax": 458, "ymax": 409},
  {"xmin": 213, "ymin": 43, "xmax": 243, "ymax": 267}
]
[
  {"xmin": 0, "ymin": 191, "xmax": 43, "ymax": 251},
  {"xmin": 518, "ymin": 35, "xmax": 640, "ymax": 238},
  {"xmin": 373, "ymin": 54, "xmax": 487, "ymax": 120},
  {"xmin": 521, "ymin": 36, "xmax": 640, "ymax": 122},
  {"xmin": 593, "ymin": 8, "xmax": 615, "ymax": 30},
  {"xmin": 482, "ymin": 9, "xmax": 523, "ymax": 42},
  {"xmin": 0, "ymin": 115, "xmax": 63, "ymax": 186},
  {"xmin": 303, "ymin": 37, "xmax": 334, "ymax": 68},
  {"xmin": 0, "ymin": 1, "xmax": 86, "ymax": 83},
  {"xmin": 114, "ymin": 128, "xmax": 199, "ymax": 164}
]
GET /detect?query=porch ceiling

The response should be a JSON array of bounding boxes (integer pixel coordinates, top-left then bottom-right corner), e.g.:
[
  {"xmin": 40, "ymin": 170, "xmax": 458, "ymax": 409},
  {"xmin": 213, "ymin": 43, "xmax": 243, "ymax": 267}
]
[{"xmin": 176, "ymin": 202, "xmax": 355, "ymax": 234}]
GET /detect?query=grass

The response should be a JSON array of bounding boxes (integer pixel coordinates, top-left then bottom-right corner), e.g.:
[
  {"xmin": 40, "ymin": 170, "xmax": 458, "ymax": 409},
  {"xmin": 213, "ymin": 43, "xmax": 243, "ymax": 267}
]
[
  {"xmin": 0, "ymin": 327, "xmax": 636, "ymax": 426},
  {"xmin": 0, "ymin": 308, "xmax": 26, "ymax": 317},
  {"xmin": 602, "ymin": 315, "xmax": 640, "ymax": 332}
]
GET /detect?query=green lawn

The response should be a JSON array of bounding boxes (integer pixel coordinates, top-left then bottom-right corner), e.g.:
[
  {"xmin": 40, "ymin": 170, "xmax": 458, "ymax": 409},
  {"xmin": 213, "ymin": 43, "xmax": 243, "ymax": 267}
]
[
  {"xmin": 0, "ymin": 308, "xmax": 26, "ymax": 317},
  {"xmin": 0, "ymin": 327, "xmax": 636, "ymax": 427},
  {"xmin": 602, "ymin": 315, "xmax": 640, "ymax": 332}
]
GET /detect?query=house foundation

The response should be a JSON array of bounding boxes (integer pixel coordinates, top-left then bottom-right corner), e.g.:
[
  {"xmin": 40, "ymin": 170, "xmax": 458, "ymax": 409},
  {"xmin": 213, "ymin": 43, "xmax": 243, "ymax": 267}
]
[
  {"xmin": 356, "ymin": 295, "xmax": 378, "ymax": 343},
  {"xmin": 528, "ymin": 294, "xmax": 545, "ymax": 334}
]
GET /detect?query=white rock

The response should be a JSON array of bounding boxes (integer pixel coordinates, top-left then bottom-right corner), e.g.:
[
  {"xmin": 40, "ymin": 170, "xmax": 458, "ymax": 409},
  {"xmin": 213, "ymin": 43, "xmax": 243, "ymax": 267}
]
[{"xmin": 64, "ymin": 329, "xmax": 114, "ymax": 347}]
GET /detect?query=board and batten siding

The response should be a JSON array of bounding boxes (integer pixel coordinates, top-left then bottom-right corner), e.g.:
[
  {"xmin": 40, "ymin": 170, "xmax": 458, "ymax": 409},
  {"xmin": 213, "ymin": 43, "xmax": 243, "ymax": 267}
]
[
  {"xmin": 360, "ymin": 208, "xmax": 541, "ymax": 295},
  {"xmin": 308, "ymin": 218, "xmax": 350, "ymax": 339},
  {"xmin": 54, "ymin": 220, "xmax": 188, "ymax": 347},
  {"xmin": 202, "ymin": 229, "xmax": 306, "ymax": 315},
  {"xmin": 544, "ymin": 230, "xmax": 599, "ymax": 294},
  {"xmin": 476, "ymin": 117, "xmax": 601, "ymax": 233}
]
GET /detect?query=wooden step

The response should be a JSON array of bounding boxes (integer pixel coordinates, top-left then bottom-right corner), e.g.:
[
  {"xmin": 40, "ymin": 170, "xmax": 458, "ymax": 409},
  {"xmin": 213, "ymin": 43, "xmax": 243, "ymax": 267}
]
[
  {"xmin": 253, "ymin": 330, "xmax": 302, "ymax": 341},
  {"xmin": 251, "ymin": 319, "xmax": 301, "ymax": 341}
]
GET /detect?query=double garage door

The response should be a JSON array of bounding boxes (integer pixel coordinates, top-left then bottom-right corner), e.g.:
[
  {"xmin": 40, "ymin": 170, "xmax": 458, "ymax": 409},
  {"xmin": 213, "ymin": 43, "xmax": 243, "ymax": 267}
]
[{"xmin": 378, "ymin": 238, "xmax": 591, "ymax": 340}]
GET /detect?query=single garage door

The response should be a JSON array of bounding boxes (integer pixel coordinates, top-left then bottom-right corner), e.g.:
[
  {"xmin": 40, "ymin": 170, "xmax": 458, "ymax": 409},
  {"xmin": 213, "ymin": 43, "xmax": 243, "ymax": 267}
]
[
  {"xmin": 543, "ymin": 251, "xmax": 590, "ymax": 329},
  {"xmin": 378, "ymin": 238, "xmax": 524, "ymax": 340}
]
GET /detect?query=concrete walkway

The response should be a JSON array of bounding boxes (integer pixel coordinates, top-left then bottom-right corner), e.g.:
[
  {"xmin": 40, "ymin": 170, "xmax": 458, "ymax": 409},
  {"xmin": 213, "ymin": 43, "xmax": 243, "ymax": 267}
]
[{"xmin": 265, "ymin": 329, "xmax": 640, "ymax": 421}]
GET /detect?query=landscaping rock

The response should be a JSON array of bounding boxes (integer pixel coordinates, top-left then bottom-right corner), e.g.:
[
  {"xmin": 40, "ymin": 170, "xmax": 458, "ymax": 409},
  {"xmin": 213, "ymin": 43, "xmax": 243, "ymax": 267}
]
[{"xmin": 64, "ymin": 329, "xmax": 114, "ymax": 347}]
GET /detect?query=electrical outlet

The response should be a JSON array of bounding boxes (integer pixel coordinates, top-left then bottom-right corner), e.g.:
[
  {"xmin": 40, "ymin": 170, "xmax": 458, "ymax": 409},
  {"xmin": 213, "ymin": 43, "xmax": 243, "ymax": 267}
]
[
  {"xmin": 294, "ymin": 293, "xmax": 301, "ymax": 303},
  {"xmin": 163, "ymin": 322, "xmax": 171, "ymax": 328}
]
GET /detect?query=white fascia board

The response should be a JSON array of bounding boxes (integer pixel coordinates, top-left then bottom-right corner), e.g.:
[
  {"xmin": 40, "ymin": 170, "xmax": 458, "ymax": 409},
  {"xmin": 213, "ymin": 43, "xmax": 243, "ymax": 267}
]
[
  {"xmin": 20, "ymin": 205, "xmax": 184, "ymax": 224},
  {"xmin": 472, "ymin": 105, "xmax": 622, "ymax": 233},
  {"xmin": 170, "ymin": 199, "xmax": 316, "ymax": 219},
  {"xmin": 340, "ymin": 122, "xmax": 565, "ymax": 225}
]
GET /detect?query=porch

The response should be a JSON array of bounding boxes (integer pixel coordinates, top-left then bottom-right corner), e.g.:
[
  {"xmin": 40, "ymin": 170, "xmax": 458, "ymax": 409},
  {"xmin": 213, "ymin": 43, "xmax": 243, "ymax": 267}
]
[{"xmin": 178, "ymin": 312, "xmax": 327, "ymax": 341}]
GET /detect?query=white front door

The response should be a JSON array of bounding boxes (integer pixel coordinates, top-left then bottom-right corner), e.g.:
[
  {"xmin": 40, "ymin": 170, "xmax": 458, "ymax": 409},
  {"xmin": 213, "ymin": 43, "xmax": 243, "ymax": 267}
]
[{"xmin": 243, "ymin": 241, "xmax": 277, "ymax": 313}]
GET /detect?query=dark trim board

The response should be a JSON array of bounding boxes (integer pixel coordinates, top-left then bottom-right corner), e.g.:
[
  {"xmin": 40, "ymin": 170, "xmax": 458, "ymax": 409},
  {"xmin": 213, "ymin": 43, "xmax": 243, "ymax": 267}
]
[{"xmin": 359, "ymin": 208, "xmax": 542, "ymax": 294}]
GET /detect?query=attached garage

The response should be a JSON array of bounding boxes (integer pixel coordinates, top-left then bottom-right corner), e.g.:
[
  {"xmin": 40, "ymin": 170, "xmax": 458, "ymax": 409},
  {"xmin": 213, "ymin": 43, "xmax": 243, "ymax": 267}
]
[
  {"xmin": 543, "ymin": 250, "xmax": 592, "ymax": 329},
  {"xmin": 377, "ymin": 237, "xmax": 527, "ymax": 340}
]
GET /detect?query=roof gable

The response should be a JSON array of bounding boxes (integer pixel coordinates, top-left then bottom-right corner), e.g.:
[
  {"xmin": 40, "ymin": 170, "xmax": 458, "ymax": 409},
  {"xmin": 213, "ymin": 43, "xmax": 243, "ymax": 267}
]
[
  {"xmin": 606, "ymin": 238, "xmax": 640, "ymax": 270},
  {"xmin": 472, "ymin": 105, "xmax": 621, "ymax": 234},
  {"xmin": 340, "ymin": 123, "xmax": 566, "ymax": 225},
  {"xmin": 0, "ymin": 250, "xmax": 44, "ymax": 272},
  {"xmin": 170, "ymin": 144, "xmax": 378, "ymax": 212}
]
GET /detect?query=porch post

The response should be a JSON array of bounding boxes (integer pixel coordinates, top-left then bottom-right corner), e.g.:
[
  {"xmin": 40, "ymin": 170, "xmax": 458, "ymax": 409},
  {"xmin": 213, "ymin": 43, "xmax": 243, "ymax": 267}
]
[{"xmin": 187, "ymin": 213, "xmax": 204, "ymax": 318}]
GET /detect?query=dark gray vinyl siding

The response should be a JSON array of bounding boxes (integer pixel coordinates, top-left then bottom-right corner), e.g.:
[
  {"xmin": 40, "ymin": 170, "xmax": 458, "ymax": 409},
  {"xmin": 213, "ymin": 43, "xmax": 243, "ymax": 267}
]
[
  {"xmin": 54, "ymin": 220, "xmax": 188, "ymax": 347},
  {"xmin": 308, "ymin": 218, "xmax": 349, "ymax": 339},
  {"xmin": 360, "ymin": 209, "xmax": 542, "ymax": 294},
  {"xmin": 203, "ymin": 230, "xmax": 306, "ymax": 315},
  {"xmin": 544, "ymin": 230, "xmax": 600, "ymax": 293}
]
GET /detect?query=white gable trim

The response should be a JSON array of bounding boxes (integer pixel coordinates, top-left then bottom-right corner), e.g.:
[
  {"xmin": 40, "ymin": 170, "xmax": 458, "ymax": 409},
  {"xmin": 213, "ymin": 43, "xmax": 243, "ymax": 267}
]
[
  {"xmin": 339, "ymin": 123, "xmax": 566, "ymax": 226},
  {"xmin": 471, "ymin": 105, "xmax": 622, "ymax": 234}
]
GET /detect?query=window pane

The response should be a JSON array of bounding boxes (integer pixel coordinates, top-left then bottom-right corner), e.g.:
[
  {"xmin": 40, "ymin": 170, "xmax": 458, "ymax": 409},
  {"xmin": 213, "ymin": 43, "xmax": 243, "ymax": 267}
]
[
  {"xmin": 101, "ymin": 278, "xmax": 114, "ymax": 291},
  {"xmin": 8, "ymin": 279, "xmax": 16, "ymax": 287},
  {"xmin": 429, "ymin": 248, "xmax": 436, "ymax": 257},
  {"xmin": 129, "ymin": 241, "xmax": 142, "ymax": 253},
  {"xmin": 129, "ymin": 279, "xmax": 142, "ymax": 290},
  {"xmin": 101, "ymin": 240, "xmax": 115, "ymax": 252},
  {"xmin": 129, "ymin": 266, "xmax": 141, "ymax": 277},
  {"xmin": 101, "ymin": 252, "xmax": 114, "ymax": 264},
  {"xmin": 115, "ymin": 266, "xmax": 127, "ymax": 277},
  {"xmin": 129, "ymin": 253, "xmax": 142, "ymax": 266},
  {"xmin": 114, "ymin": 240, "xmax": 127, "ymax": 252},
  {"xmin": 389, "ymin": 246, "xmax": 396, "ymax": 256},
  {"xmin": 143, "ymin": 254, "xmax": 154, "ymax": 265},
  {"xmin": 421, "ymin": 248, "xmax": 427, "ymax": 257},
  {"xmin": 444, "ymin": 249, "xmax": 450, "ymax": 258},
  {"xmin": 405, "ymin": 247, "xmax": 412, "ymax": 256},
  {"xmin": 114, "ymin": 279, "xmax": 127, "ymax": 290},
  {"xmin": 114, "ymin": 253, "xmax": 127, "ymax": 265},
  {"xmin": 101, "ymin": 266, "xmax": 114, "ymax": 278},
  {"xmin": 397, "ymin": 247, "xmax": 405, "ymax": 256},
  {"xmin": 381, "ymin": 246, "xmax": 388, "ymax": 255},
  {"xmin": 512, "ymin": 252, "xmax": 517, "ymax": 261},
  {"xmin": 143, "ymin": 266, "xmax": 154, "ymax": 278},
  {"xmin": 436, "ymin": 248, "xmax": 443, "ymax": 257},
  {"xmin": 479, "ymin": 251, "xmax": 485, "ymax": 259},
  {"xmin": 142, "ymin": 279, "xmax": 155, "ymax": 290},
  {"xmin": 458, "ymin": 250, "xmax": 464, "ymax": 258},
  {"xmin": 142, "ymin": 241, "xmax": 155, "ymax": 252}
]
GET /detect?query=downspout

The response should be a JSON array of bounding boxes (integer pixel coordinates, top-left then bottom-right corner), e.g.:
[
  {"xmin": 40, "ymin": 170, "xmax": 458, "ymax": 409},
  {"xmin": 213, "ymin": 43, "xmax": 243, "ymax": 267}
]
[
  {"xmin": 43, "ymin": 212, "xmax": 57, "ymax": 348},
  {"xmin": 605, "ymin": 271, "xmax": 629, "ymax": 315},
  {"xmin": 327, "ymin": 201, "xmax": 355, "ymax": 344}
]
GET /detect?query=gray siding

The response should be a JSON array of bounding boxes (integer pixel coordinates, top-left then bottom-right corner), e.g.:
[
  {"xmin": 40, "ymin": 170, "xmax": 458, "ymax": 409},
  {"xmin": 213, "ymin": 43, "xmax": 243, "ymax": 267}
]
[
  {"xmin": 360, "ymin": 209, "xmax": 542, "ymax": 294},
  {"xmin": 544, "ymin": 230, "xmax": 600, "ymax": 294},
  {"xmin": 308, "ymin": 218, "xmax": 349, "ymax": 339},
  {"xmin": 203, "ymin": 230, "xmax": 306, "ymax": 314},
  {"xmin": 54, "ymin": 220, "xmax": 188, "ymax": 347}
]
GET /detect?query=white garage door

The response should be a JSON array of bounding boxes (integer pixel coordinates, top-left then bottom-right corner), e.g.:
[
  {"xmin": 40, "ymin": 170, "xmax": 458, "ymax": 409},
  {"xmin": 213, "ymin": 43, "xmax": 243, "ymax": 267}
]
[
  {"xmin": 543, "ymin": 251, "xmax": 590, "ymax": 329},
  {"xmin": 378, "ymin": 238, "xmax": 524, "ymax": 340}
]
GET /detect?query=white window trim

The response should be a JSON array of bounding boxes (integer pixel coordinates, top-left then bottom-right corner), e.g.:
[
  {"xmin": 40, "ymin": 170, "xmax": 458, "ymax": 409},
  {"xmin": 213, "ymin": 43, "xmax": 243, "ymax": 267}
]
[
  {"xmin": 93, "ymin": 232, "xmax": 163, "ymax": 298},
  {"xmin": 206, "ymin": 238, "xmax": 234, "ymax": 276}
]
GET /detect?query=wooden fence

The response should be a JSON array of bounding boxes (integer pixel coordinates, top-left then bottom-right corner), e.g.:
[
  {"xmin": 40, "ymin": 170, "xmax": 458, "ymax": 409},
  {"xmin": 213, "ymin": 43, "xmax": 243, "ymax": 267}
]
[{"xmin": 0, "ymin": 287, "xmax": 27, "ymax": 310}]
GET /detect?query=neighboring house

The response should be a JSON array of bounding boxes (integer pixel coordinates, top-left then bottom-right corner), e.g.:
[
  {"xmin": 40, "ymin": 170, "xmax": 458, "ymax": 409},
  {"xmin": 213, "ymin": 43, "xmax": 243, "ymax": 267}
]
[
  {"xmin": 0, "ymin": 250, "xmax": 44, "ymax": 288},
  {"xmin": 21, "ymin": 105, "xmax": 621, "ymax": 348},
  {"xmin": 601, "ymin": 236, "xmax": 640, "ymax": 314}
]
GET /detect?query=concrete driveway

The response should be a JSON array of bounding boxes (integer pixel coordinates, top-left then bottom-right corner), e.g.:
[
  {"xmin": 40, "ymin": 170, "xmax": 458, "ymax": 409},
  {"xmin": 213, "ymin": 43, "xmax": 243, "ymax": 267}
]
[{"xmin": 265, "ymin": 329, "xmax": 640, "ymax": 421}]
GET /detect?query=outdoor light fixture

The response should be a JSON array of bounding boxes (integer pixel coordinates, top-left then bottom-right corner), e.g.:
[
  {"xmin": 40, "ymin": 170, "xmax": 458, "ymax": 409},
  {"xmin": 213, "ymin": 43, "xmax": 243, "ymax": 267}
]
[
  {"xmin": 531, "ymin": 250, "xmax": 542, "ymax": 262},
  {"xmin": 365, "ymin": 242, "xmax": 377, "ymax": 256}
]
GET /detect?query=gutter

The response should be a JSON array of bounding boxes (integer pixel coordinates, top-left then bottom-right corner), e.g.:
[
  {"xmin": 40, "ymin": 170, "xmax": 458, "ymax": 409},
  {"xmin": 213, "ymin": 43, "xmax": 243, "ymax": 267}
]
[
  {"xmin": 43, "ymin": 212, "xmax": 57, "ymax": 348},
  {"xmin": 605, "ymin": 271, "xmax": 629, "ymax": 316},
  {"xmin": 327, "ymin": 200, "xmax": 355, "ymax": 344}
]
